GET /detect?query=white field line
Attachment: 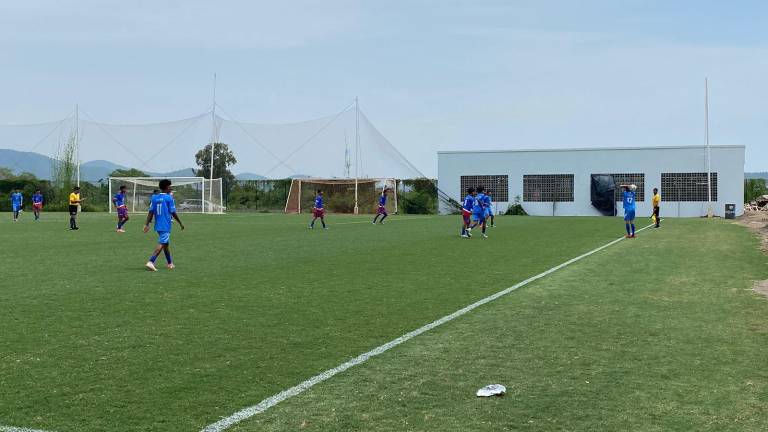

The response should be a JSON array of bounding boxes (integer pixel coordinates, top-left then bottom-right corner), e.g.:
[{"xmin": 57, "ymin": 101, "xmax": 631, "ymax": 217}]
[
  {"xmin": 201, "ymin": 224, "xmax": 654, "ymax": 432},
  {"xmin": 0, "ymin": 426, "xmax": 53, "ymax": 432}
]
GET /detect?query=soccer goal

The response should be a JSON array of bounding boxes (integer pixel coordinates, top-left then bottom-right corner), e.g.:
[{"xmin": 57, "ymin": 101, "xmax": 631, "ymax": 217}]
[
  {"xmin": 108, "ymin": 177, "xmax": 225, "ymax": 214},
  {"xmin": 285, "ymin": 178, "xmax": 397, "ymax": 214}
]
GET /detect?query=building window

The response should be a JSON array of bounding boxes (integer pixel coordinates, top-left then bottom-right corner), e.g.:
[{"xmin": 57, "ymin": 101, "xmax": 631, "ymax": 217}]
[
  {"xmin": 598, "ymin": 173, "xmax": 645, "ymax": 202},
  {"xmin": 523, "ymin": 174, "xmax": 574, "ymax": 202},
  {"xmin": 460, "ymin": 175, "xmax": 509, "ymax": 201},
  {"xmin": 661, "ymin": 172, "xmax": 718, "ymax": 202}
]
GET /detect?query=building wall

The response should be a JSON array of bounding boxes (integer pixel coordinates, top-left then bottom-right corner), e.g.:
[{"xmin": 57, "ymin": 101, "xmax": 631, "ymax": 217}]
[{"xmin": 437, "ymin": 146, "xmax": 745, "ymax": 217}]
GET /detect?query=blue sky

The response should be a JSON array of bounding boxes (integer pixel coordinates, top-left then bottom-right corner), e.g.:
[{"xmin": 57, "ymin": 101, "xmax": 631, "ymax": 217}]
[{"xmin": 1, "ymin": 0, "xmax": 766, "ymax": 176}]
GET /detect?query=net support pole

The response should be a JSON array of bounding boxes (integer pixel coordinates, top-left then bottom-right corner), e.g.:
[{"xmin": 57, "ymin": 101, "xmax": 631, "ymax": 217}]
[
  {"xmin": 298, "ymin": 180, "xmax": 302, "ymax": 213},
  {"xmin": 393, "ymin": 179, "xmax": 399, "ymax": 214},
  {"xmin": 354, "ymin": 97, "xmax": 360, "ymax": 214},
  {"xmin": 75, "ymin": 104, "xmax": 80, "ymax": 187},
  {"xmin": 705, "ymin": 77, "xmax": 713, "ymax": 218},
  {"xmin": 108, "ymin": 179, "xmax": 112, "ymax": 214},
  {"xmin": 208, "ymin": 73, "xmax": 218, "ymax": 214},
  {"xmin": 131, "ymin": 181, "xmax": 137, "ymax": 213}
]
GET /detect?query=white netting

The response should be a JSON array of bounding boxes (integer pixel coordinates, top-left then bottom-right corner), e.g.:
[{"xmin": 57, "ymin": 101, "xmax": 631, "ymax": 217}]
[
  {"xmin": 109, "ymin": 177, "xmax": 224, "ymax": 214},
  {"xmin": 0, "ymin": 103, "xmax": 426, "ymax": 181}
]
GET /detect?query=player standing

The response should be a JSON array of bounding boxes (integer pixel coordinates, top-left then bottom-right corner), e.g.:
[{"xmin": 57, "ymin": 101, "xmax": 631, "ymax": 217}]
[
  {"xmin": 309, "ymin": 190, "xmax": 327, "ymax": 229},
  {"xmin": 484, "ymin": 189, "xmax": 495, "ymax": 227},
  {"xmin": 651, "ymin": 187, "xmax": 661, "ymax": 228},
  {"xmin": 31, "ymin": 189, "xmax": 43, "ymax": 221},
  {"xmin": 619, "ymin": 184, "xmax": 637, "ymax": 238},
  {"xmin": 143, "ymin": 179, "xmax": 185, "ymax": 271},
  {"xmin": 113, "ymin": 185, "xmax": 130, "ymax": 232},
  {"xmin": 68, "ymin": 186, "xmax": 84, "ymax": 230},
  {"xmin": 10, "ymin": 188, "xmax": 23, "ymax": 222},
  {"xmin": 372, "ymin": 188, "xmax": 389, "ymax": 224},
  {"xmin": 460, "ymin": 187, "xmax": 475, "ymax": 238},
  {"xmin": 472, "ymin": 186, "xmax": 488, "ymax": 239}
]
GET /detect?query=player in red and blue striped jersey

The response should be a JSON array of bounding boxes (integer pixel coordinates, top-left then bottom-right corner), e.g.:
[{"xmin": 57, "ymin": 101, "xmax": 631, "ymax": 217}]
[
  {"xmin": 372, "ymin": 188, "xmax": 389, "ymax": 224},
  {"xmin": 31, "ymin": 189, "xmax": 43, "ymax": 221},
  {"xmin": 460, "ymin": 187, "xmax": 476, "ymax": 238}
]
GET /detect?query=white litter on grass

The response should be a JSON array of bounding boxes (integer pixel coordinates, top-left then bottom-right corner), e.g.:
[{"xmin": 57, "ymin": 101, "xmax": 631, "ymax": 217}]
[
  {"xmin": 476, "ymin": 384, "xmax": 506, "ymax": 397},
  {"xmin": 0, "ymin": 426, "xmax": 53, "ymax": 432}
]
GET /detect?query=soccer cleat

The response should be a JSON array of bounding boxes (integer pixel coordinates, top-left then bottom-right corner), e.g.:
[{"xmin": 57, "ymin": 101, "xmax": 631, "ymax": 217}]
[
  {"xmin": 309, "ymin": 226, "xmax": 314, "ymax": 229},
  {"xmin": 630, "ymin": 234, "xmax": 637, "ymax": 238},
  {"xmin": 461, "ymin": 234, "xmax": 470, "ymax": 238},
  {"xmin": 482, "ymin": 233, "xmax": 488, "ymax": 238},
  {"xmin": 323, "ymin": 227, "xmax": 329, "ymax": 230},
  {"xmin": 167, "ymin": 263, "xmax": 175, "ymax": 270},
  {"xmin": 145, "ymin": 261, "xmax": 158, "ymax": 272},
  {"xmin": 372, "ymin": 221, "xmax": 376, "ymax": 224}
]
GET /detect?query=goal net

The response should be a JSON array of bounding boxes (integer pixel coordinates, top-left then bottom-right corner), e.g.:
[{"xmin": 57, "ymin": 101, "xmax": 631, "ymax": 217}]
[
  {"xmin": 285, "ymin": 178, "xmax": 397, "ymax": 214},
  {"xmin": 108, "ymin": 177, "xmax": 225, "ymax": 214}
]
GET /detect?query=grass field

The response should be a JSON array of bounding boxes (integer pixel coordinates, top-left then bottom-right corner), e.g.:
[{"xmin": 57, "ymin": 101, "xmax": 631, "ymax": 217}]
[{"xmin": 1, "ymin": 212, "xmax": 767, "ymax": 431}]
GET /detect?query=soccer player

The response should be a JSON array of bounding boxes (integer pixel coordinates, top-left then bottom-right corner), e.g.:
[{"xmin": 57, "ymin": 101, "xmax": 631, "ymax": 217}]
[
  {"xmin": 143, "ymin": 179, "xmax": 185, "ymax": 271},
  {"xmin": 619, "ymin": 184, "xmax": 637, "ymax": 238},
  {"xmin": 68, "ymin": 186, "xmax": 84, "ymax": 230},
  {"xmin": 372, "ymin": 188, "xmax": 389, "ymax": 224},
  {"xmin": 113, "ymin": 185, "xmax": 130, "ymax": 232},
  {"xmin": 10, "ymin": 188, "xmax": 23, "ymax": 221},
  {"xmin": 460, "ymin": 187, "xmax": 475, "ymax": 238},
  {"xmin": 309, "ymin": 189, "xmax": 327, "ymax": 229},
  {"xmin": 32, "ymin": 189, "xmax": 43, "ymax": 220},
  {"xmin": 651, "ymin": 187, "xmax": 661, "ymax": 228},
  {"xmin": 473, "ymin": 186, "xmax": 489, "ymax": 238},
  {"xmin": 484, "ymin": 189, "xmax": 495, "ymax": 227}
]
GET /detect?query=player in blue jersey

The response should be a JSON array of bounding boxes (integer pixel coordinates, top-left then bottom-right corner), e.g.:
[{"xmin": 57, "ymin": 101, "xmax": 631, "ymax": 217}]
[
  {"xmin": 113, "ymin": 185, "xmax": 130, "ymax": 232},
  {"xmin": 143, "ymin": 179, "xmax": 185, "ymax": 271},
  {"xmin": 31, "ymin": 189, "xmax": 43, "ymax": 220},
  {"xmin": 471, "ymin": 186, "xmax": 488, "ymax": 239},
  {"xmin": 372, "ymin": 188, "xmax": 390, "ymax": 224},
  {"xmin": 309, "ymin": 190, "xmax": 327, "ymax": 229},
  {"xmin": 11, "ymin": 188, "xmax": 23, "ymax": 222},
  {"xmin": 483, "ymin": 189, "xmax": 495, "ymax": 227},
  {"xmin": 620, "ymin": 184, "xmax": 637, "ymax": 238},
  {"xmin": 460, "ymin": 187, "xmax": 476, "ymax": 238}
]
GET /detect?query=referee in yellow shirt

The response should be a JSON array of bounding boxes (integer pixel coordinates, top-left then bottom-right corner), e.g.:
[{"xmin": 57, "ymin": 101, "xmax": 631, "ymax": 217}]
[
  {"xmin": 68, "ymin": 186, "xmax": 85, "ymax": 230},
  {"xmin": 651, "ymin": 187, "xmax": 661, "ymax": 228}
]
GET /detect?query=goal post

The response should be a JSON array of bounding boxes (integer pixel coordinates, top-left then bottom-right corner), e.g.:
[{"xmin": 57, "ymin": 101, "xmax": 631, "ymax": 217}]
[
  {"xmin": 108, "ymin": 177, "xmax": 225, "ymax": 214},
  {"xmin": 285, "ymin": 178, "xmax": 397, "ymax": 214}
]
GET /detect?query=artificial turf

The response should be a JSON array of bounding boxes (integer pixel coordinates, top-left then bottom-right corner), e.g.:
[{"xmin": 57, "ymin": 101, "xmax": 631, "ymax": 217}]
[{"xmin": 1, "ymin": 213, "xmax": 765, "ymax": 431}]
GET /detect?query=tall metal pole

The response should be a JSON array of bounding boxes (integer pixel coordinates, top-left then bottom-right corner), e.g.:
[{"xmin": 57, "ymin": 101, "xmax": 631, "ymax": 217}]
[
  {"xmin": 75, "ymin": 104, "xmax": 80, "ymax": 187},
  {"xmin": 705, "ymin": 78, "xmax": 713, "ymax": 218},
  {"xmin": 354, "ymin": 97, "xmax": 360, "ymax": 215},
  {"xmin": 209, "ymin": 73, "xmax": 217, "ymax": 213}
]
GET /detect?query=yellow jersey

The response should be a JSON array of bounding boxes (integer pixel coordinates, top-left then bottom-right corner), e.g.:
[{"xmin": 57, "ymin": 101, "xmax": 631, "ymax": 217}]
[
  {"xmin": 69, "ymin": 192, "xmax": 81, "ymax": 205},
  {"xmin": 652, "ymin": 193, "xmax": 661, "ymax": 208}
]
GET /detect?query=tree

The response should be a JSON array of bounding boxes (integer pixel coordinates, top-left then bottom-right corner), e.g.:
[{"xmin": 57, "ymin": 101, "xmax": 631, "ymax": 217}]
[
  {"xmin": 0, "ymin": 167, "xmax": 13, "ymax": 180},
  {"xmin": 195, "ymin": 142, "xmax": 237, "ymax": 191},
  {"xmin": 52, "ymin": 129, "xmax": 78, "ymax": 204},
  {"xmin": 109, "ymin": 168, "xmax": 148, "ymax": 178}
]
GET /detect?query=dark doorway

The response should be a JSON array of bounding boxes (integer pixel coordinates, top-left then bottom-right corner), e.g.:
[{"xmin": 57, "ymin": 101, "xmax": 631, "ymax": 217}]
[{"xmin": 591, "ymin": 174, "xmax": 616, "ymax": 216}]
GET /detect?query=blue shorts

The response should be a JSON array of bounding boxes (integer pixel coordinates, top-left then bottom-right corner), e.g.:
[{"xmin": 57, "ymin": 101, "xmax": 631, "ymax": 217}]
[
  {"xmin": 157, "ymin": 231, "xmax": 171, "ymax": 244},
  {"xmin": 12, "ymin": 205, "xmax": 21, "ymax": 212},
  {"xmin": 624, "ymin": 210, "xmax": 636, "ymax": 221},
  {"xmin": 472, "ymin": 212, "xmax": 485, "ymax": 223}
]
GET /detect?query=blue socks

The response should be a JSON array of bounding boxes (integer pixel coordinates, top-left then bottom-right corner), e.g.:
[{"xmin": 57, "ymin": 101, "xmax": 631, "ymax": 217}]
[
  {"xmin": 631, "ymin": 224, "xmax": 635, "ymax": 235},
  {"xmin": 164, "ymin": 249, "xmax": 172, "ymax": 264},
  {"xmin": 149, "ymin": 255, "xmax": 158, "ymax": 263},
  {"xmin": 625, "ymin": 224, "xmax": 631, "ymax": 235}
]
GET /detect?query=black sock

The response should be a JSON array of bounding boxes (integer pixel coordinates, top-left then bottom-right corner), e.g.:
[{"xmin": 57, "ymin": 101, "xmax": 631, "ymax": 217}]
[
  {"xmin": 322, "ymin": 219, "xmax": 326, "ymax": 228},
  {"xmin": 380, "ymin": 214, "xmax": 387, "ymax": 222},
  {"xmin": 372, "ymin": 215, "xmax": 379, "ymax": 223}
]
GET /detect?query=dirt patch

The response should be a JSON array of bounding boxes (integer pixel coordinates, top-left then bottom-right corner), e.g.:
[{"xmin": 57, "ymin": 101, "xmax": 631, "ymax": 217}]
[
  {"xmin": 735, "ymin": 210, "xmax": 768, "ymax": 253},
  {"xmin": 753, "ymin": 280, "xmax": 768, "ymax": 299}
]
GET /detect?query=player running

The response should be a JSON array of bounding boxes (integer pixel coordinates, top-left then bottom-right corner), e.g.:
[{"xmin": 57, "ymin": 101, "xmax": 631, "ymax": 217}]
[
  {"xmin": 460, "ymin": 187, "xmax": 475, "ymax": 238},
  {"xmin": 651, "ymin": 187, "xmax": 661, "ymax": 228},
  {"xmin": 472, "ymin": 186, "xmax": 489, "ymax": 238},
  {"xmin": 309, "ymin": 189, "xmax": 327, "ymax": 229},
  {"xmin": 372, "ymin": 188, "xmax": 389, "ymax": 224},
  {"xmin": 113, "ymin": 185, "xmax": 130, "ymax": 232},
  {"xmin": 68, "ymin": 186, "xmax": 84, "ymax": 230},
  {"xmin": 31, "ymin": 189, "xmax": 43, "ymax": 221},
  {"xmin": 10, "ymin": 188, "xmax": 23, "ymax": 222},
  {"xmin": 143, "ymin": 179, "xmax": 185, "ymax": 271},
  {"xmin": 620, "ymin": 184, "xmax": 637, "ymax": 238}
]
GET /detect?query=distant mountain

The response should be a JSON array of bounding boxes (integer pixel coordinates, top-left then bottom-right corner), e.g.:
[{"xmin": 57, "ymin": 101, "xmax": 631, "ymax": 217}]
[
  {"xmin": 235, "ymin": 172, "xmax": 268, "ymax": 180},
  {"xmin": 0, "ymin": 148, "xmax": 200, "ymax": 181},
  {"xmin": 0, "ymin": 149, "xmax": 56, "ymax": 179},
  {"xmin": 746, "ymin": 172, "xmax": 768, "ymax": 180}
]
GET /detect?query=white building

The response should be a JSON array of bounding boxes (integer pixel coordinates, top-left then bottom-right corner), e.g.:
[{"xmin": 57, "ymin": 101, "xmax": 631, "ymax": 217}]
[{"xmin": 437, "ymin": 145, "xmax": 745, "ymax": 217}]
